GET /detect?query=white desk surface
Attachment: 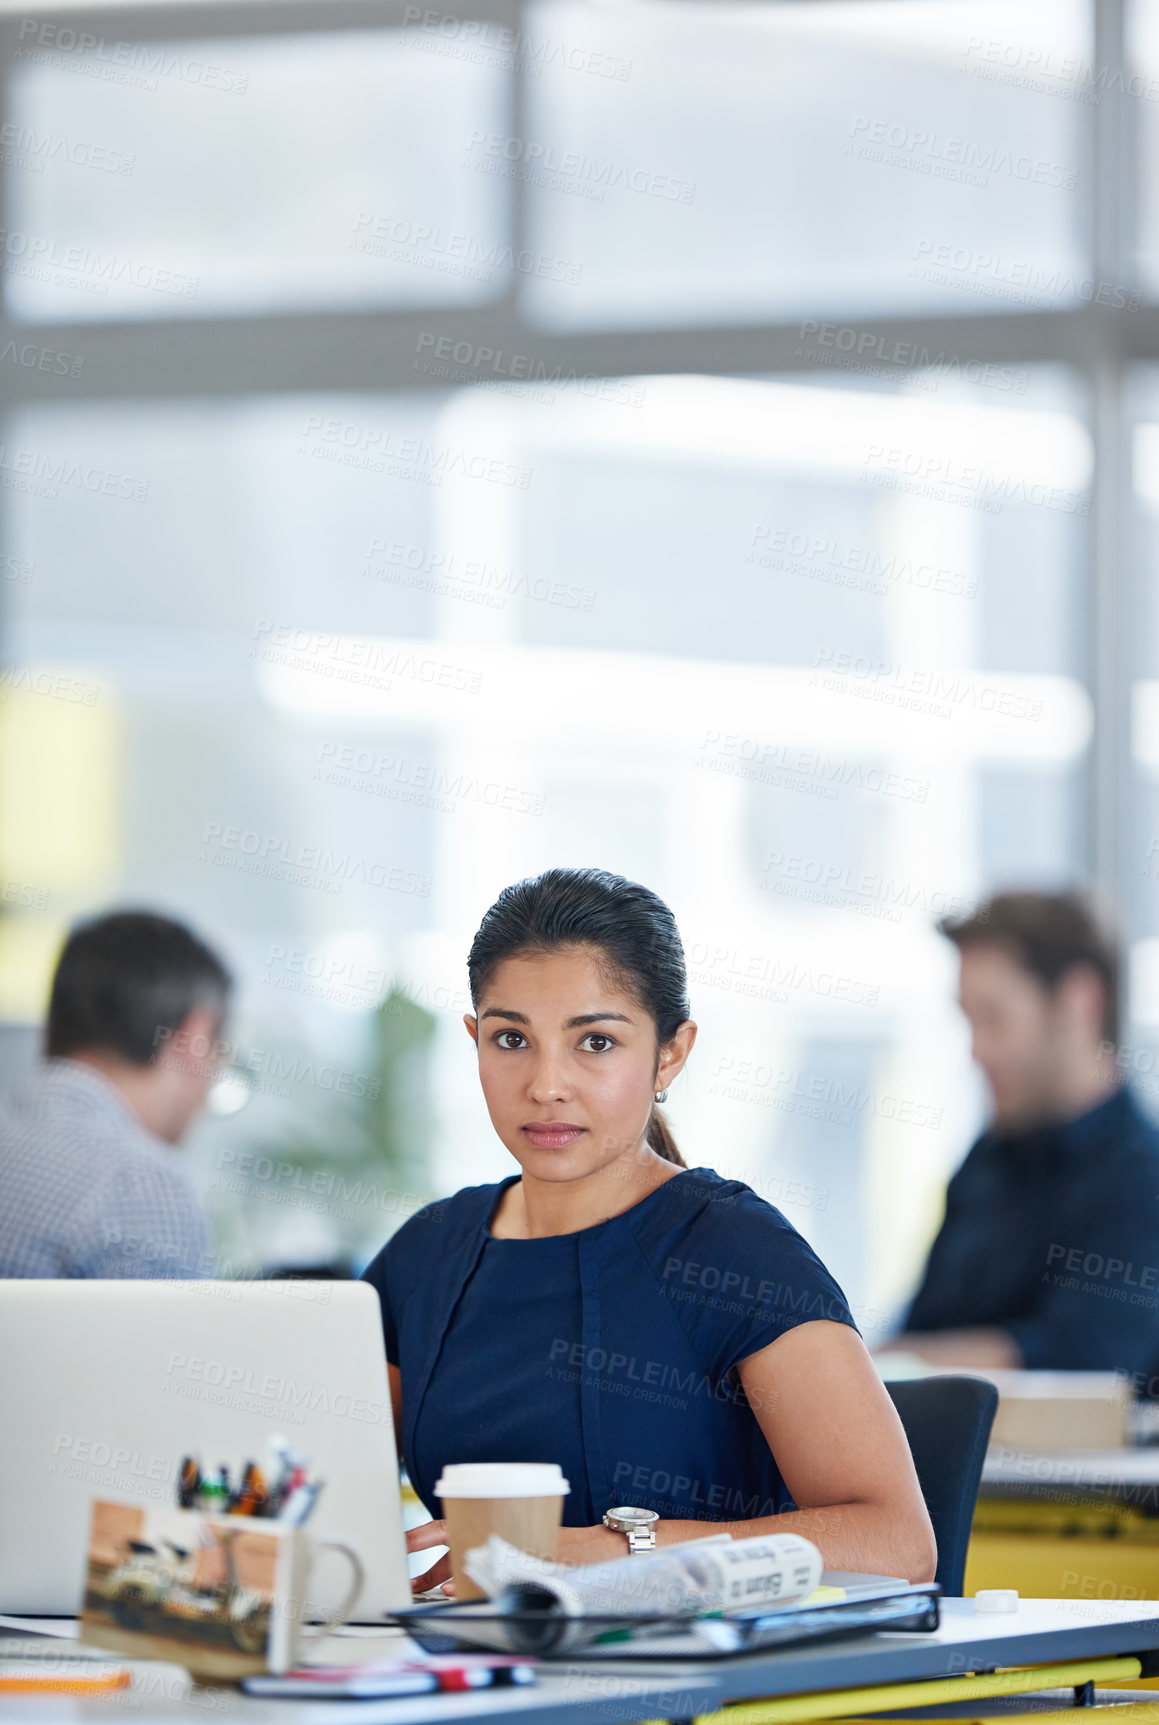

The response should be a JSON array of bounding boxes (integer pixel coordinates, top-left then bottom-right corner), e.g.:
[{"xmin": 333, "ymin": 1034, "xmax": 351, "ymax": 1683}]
[{"xmin": 2, "ymin": 1600, "xmax": 1159, "ymax": 1725}]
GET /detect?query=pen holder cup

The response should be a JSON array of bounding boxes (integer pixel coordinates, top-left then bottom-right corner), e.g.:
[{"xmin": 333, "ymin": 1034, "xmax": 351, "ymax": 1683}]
[{"xmin": 80, "ymin": 1498, "xmax": 364, "ymax": 1681}]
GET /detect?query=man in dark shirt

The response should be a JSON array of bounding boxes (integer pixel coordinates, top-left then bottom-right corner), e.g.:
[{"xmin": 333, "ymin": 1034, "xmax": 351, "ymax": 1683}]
[{"xmin": 894, "ymin": 892, "xmax": 1159, "ymax": 1378}]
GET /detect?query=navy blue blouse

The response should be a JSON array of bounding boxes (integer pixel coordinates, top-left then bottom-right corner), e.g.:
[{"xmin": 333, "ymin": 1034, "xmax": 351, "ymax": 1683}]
[{"xmin": 361, "ymin": 1167, "xmax": 856, "ymax": 1526}]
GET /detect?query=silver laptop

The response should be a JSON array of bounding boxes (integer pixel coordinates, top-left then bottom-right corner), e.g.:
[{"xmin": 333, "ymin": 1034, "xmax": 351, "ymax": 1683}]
[{"xmin": 0, "ymin": 1279, "xmax": 411, "ymax": 1618}]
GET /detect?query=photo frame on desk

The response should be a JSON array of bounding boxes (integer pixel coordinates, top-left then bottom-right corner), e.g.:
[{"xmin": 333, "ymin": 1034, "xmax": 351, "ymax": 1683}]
[{"xmin": 79, "ymin": 1500, "xmax": 362, "ymax": 1682}]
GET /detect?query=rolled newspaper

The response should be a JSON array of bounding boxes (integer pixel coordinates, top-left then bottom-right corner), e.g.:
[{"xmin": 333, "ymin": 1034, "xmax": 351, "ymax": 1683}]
[{"xmin": 462, "ymin": 1531, "xmax": 824, "ymax": 1653}]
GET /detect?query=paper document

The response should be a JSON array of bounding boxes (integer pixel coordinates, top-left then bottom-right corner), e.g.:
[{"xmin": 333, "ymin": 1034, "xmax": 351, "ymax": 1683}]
[{"xmin": 459, "ymin": 1531, "xmax": 823, "ymax": 1652}]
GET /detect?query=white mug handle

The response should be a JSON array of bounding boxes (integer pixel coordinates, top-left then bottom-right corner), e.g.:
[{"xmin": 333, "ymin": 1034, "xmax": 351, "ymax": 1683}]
[{"xmin": 299, "ymin": 1540, "xmax": 365, "ymax": 1640}]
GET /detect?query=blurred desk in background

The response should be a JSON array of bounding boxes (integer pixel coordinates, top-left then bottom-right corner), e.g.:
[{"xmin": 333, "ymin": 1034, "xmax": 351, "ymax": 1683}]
[
  {"xmin": 980, "ymin": 1371, "xmax": 1135, "ymax": 1452},
  {"xmin": 967, "ymin": 1449, "xmax": 1159, "ymax": 1607},
  {"xmin": 874, "ymin": 1360, "xmax": 1159, "ymax": 1606}
]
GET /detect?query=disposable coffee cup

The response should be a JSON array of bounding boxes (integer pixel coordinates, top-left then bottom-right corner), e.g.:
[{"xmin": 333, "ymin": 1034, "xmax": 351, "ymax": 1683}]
[{"xmin": 435, "ymin": 1463, "xmax": 569, "ymax": 1601}]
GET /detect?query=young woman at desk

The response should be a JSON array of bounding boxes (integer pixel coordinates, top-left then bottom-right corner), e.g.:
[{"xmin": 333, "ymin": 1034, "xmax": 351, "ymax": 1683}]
[{"xmin": 362, "ymin": 868, "xmax": 936, "ymax": 1590}]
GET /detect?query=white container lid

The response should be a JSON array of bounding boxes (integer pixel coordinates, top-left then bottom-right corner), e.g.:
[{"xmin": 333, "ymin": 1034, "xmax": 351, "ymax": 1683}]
[
  {"xmin": 435, "ymin": 1462, "xmax": 570, "ymax": 1498},
  {"xmin": 974, "ymin": 1589, "xmax": 1019, "ymax": 1613}
]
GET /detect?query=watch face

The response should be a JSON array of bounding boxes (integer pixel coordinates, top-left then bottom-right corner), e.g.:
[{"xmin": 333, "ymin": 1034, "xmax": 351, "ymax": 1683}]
[{"xmin": 609, "ymin": 1506, "xmax": 657, "ymax": 1525}]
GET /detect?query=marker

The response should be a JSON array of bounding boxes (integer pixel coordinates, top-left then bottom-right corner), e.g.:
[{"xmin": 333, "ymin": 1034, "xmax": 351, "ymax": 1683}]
[
  {"xmin": 249, "ymin": 1464, "xmax": 270, "ymax": 1517},
  {"xmin": 268, "ymin": 1434, "xmax": 293, "ymax": 1514},
  {"xmin": 280, "ymin": 1480, "xmax": 323, "ymax": 1526},
  {"xmin": 177, "ymin": 1456, "xmax": 200, "ymax": 1510},
  {"xmin": 197, "ymin": 1469, "xmax": 229, "ymax": 1513},
  {"xmin": 231, "ymin": 1462, "xmax": 269, "ymax": 1517}
]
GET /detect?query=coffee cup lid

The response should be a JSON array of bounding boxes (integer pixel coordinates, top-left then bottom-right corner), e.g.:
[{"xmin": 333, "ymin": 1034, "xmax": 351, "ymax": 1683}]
[{"xmin": 435, "ymin": 1462, "xmax": 570, "ymax": 1498}]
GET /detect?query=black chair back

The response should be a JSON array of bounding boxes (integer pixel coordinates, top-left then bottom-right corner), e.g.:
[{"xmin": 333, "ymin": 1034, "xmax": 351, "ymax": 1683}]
[{"xmin": 885, "ymin": 1375, "xmax": 999, "ymax": 1596}]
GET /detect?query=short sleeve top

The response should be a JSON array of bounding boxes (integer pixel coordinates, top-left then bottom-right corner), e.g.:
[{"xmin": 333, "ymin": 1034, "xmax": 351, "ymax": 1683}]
[{"xmin": 361, "ymin": 1167, "xmax": 857, "ymax": 1525}]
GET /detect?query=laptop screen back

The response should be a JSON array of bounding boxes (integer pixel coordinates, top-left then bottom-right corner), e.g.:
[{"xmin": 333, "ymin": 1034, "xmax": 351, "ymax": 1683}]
[{"xmin": 0, "ymin": 1279, "xmax": 410, "ymax": 1618}]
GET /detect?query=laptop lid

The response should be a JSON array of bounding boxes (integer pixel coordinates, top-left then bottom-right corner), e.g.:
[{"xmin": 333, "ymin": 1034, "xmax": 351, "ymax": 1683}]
[{"xmin": 0, "ymin": 1279, "xmax": 411, "ymax": 1618}]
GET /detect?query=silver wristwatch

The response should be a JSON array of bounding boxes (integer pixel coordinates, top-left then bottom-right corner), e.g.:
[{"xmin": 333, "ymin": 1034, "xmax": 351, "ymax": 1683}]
[{"xmin": 602, "ymin": 1505, "xmax": 659, "ymax": 1553}]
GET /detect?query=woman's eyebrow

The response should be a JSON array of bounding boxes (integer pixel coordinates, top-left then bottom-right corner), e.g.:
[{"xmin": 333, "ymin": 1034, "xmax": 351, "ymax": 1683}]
[{"xmin": 478, "ymin": 1009, "xmax": 633, "ymax": 1026}]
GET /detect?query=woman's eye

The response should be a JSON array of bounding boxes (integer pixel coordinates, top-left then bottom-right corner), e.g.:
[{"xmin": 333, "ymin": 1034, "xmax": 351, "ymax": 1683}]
[
  {"xmin": 581, "ymin": 1033, "xmax": 614, "ymax": 1053},
  {"xmin": 495, "ymin": 1030, "xmax": 526, "ymax": 1050}
]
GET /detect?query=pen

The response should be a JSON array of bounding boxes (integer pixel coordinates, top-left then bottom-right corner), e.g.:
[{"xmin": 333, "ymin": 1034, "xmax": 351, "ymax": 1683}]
[
  {"xmin": 279, "ymin": 1479, "xmax": 323, "ymax": 1525},
  {"xmin": 230, "ymin": 1461, "xmax": 269, "ymax": 1516},
  {"xmin": 0, "ymin": 1664, "xmax": 130, "ymax": 1694},
  {"xmin": 196, "ymin": 1468, "xmax": 229, "ymax": 1513},
  {"xmin": 250, "ymin": 1465, "xmax": 270, "ymax": 1517},
  {"xmin": 177, "ymin": 1455, "xmax": 200, "ymax": 1509}
]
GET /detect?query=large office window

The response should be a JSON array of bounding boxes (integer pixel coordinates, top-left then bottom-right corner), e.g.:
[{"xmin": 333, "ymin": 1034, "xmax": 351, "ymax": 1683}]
[{"xmin": 0, "ymin": 0, "xmax": 1147, "ymax": 1332}]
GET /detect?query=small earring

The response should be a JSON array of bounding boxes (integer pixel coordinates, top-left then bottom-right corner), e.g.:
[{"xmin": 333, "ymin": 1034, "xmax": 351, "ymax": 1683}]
[{"xmin": 654, "ymin": 1089, "xmax": 669, "ymax": 1104}]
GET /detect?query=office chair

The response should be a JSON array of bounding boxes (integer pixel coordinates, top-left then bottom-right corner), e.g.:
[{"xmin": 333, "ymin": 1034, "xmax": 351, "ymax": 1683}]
[{"xmin": 885, "ymin": 1375, "xmax": 999, "ymax": 1596}]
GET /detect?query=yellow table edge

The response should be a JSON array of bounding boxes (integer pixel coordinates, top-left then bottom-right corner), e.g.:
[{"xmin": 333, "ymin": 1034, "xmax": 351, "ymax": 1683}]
[
  {"xmin": 835, "ymin": 1710, "xmax": 1159, "ymax": 1725},
  {"xmin": 637, "ymin": 1656, "xmax": 1143, "ymax": 1725}
]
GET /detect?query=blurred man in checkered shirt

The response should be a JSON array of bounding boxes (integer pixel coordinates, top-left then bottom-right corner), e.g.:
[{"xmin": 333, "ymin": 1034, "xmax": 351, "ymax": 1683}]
[{"xmin": 0, "ymin": 910, "xmax": 231, "ymax": 1278}]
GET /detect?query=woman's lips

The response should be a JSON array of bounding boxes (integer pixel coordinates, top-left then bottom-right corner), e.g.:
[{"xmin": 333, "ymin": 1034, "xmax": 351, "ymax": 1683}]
[{"xmin": 522, "ymin": 1123, "xmax": 586, "ymax": 1149}]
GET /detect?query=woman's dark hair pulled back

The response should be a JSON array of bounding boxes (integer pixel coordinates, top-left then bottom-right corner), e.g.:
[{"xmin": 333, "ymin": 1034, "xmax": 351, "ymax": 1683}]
[{"xmin": 467, "ymin": 868, "xmax": 690, "ymax": 1166}]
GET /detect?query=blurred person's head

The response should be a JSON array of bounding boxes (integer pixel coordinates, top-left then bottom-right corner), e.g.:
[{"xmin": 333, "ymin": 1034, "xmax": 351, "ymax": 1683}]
[
  {"xmin": 47, "ymin": 910, "xmax": 233, "ymax": 1144},
  {"xmin": 939, "ymin": 891, "xmax": 1119, "ymax": 1133}
]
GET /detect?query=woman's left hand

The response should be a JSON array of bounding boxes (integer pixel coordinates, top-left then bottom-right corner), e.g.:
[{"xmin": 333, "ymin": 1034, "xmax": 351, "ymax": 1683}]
[{"xmin": 407, "ymin": 1518, "xmax": 632, "ymax": 1595}]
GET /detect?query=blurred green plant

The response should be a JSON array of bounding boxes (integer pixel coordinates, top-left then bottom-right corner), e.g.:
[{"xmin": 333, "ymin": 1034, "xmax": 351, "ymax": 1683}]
[{"xmin": 203, "ymin": 985, "xmax": 438, "ymax": 1275}]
